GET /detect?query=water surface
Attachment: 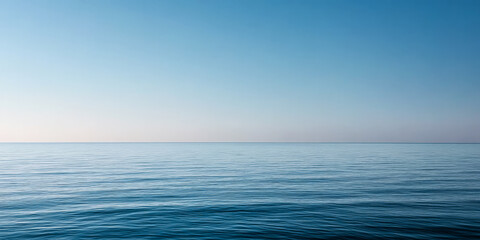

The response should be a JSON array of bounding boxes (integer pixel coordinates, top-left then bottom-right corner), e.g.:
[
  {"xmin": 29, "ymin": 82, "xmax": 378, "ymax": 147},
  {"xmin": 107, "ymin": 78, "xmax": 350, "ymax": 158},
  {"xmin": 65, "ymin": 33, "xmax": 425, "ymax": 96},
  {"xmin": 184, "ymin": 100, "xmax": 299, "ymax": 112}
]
[{"xmin": 0, "ymin": 143, "xmax": 479, "ymax": 239}]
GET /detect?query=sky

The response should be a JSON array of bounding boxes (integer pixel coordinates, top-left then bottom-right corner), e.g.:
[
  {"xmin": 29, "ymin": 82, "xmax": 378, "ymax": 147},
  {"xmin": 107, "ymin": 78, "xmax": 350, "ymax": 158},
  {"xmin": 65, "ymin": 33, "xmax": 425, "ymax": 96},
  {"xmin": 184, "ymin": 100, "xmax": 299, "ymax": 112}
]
[{"xmin": 1, "ymin": 0, "xmax": 479, "ymax": 142}]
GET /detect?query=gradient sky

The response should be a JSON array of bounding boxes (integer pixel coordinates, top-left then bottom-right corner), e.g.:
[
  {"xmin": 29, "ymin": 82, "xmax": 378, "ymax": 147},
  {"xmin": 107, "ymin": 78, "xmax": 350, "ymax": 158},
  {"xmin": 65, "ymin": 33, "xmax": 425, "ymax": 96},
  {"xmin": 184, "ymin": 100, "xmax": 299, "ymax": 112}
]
[{"xmin": 1, "ymin": 0, "xmax": 479, "ymax": 142}]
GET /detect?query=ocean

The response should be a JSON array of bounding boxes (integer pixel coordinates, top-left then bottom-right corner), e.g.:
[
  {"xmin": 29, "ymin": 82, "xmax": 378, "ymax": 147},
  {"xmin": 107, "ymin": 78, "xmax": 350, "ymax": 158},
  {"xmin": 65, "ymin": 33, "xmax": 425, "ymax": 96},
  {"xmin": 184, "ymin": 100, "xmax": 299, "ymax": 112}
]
[{"xmin": 0, "ymin": 143, "xmax": 479, "ymax": 239}]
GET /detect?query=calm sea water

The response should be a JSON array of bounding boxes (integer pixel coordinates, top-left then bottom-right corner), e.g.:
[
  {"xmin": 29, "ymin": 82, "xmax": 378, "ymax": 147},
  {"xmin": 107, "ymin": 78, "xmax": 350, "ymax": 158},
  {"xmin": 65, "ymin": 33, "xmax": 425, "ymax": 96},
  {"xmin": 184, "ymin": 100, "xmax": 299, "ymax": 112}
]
[{"xmin": 0, "ymin": 143, "xmax": 479, "ymax": 239}]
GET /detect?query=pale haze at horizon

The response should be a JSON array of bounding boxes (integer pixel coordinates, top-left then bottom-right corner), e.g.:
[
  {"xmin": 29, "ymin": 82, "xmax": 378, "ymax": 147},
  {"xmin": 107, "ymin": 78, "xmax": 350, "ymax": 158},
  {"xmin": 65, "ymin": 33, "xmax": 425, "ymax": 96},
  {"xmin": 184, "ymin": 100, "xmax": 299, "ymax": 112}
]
[{"xmin": 1, "ymin": 0, "xmax": 479, "ymax": 142}]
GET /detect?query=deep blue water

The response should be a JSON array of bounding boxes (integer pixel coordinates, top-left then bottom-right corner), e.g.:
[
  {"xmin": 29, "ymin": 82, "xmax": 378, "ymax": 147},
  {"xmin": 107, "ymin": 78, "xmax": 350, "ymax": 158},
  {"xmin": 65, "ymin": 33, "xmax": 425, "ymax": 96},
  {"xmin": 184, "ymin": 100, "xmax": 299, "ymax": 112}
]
[{"xmin": 0, "ymin": 143, "xmax": 479, "ymax": 239}]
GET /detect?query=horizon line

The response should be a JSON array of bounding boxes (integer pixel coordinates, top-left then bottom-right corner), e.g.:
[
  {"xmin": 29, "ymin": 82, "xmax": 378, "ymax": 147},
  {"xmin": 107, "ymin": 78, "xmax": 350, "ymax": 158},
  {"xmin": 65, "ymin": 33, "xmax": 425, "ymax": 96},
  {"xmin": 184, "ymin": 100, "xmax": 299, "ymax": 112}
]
[{"xmin": 0, "ymin": 141, "xmax": 479, "ymax": 144}]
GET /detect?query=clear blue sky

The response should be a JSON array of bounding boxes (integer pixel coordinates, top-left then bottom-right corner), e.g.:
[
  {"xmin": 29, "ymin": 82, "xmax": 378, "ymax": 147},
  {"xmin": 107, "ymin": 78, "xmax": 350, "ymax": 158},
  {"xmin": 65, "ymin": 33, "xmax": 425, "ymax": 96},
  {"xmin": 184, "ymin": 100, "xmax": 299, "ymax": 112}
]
[{"xmin": 1, "ymin": 0, "xmax": 479, "ymax": 142}]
